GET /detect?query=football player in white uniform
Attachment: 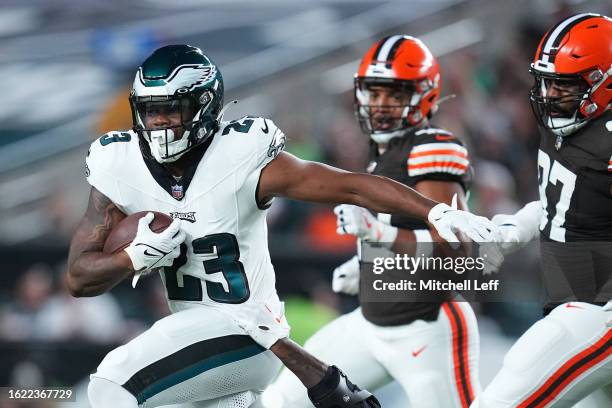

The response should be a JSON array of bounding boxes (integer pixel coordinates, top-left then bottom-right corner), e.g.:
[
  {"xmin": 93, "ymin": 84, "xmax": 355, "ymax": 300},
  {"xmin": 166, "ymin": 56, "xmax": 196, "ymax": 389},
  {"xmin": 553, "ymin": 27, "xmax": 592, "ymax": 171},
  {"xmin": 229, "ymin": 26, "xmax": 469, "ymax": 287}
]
[
  {"xmin": 475, "ymin": 14, "xmax": 612, "ymax": 407},
  {"xmin": 67, "ymin": 44, "xmax": 499, "ymax": 408},
  {"xmin": 260, "ymin": 36, "xmax": 480, "ymax": 408}
]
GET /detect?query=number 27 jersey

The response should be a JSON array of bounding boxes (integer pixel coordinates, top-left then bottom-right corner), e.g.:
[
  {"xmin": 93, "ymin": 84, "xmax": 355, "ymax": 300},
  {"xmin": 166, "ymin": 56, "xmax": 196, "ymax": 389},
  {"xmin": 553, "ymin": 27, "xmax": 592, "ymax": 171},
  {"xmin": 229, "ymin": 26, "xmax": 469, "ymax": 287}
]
[
  {"xmin": 537, "ymin": 112, "xmax": 612, "ymax": 242},
  {"xmin": 85, "ymin": 116, "xmax": 286, "ymax": 313}
]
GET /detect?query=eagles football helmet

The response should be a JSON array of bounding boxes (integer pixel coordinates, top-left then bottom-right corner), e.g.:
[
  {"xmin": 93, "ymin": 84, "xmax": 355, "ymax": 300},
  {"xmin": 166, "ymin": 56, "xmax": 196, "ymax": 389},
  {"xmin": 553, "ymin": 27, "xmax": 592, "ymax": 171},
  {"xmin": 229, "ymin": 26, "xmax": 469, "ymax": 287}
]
[
  {"xmin": 130, "ymin": 44, "xmax": 224, "ymax": 163},
  {"xmin": 529, "ymin": 13, "xmax": 612, "ymax": 137},
  {"xmin": 355, "ymin": 35, "xmax": 441, "ymax": 144}
]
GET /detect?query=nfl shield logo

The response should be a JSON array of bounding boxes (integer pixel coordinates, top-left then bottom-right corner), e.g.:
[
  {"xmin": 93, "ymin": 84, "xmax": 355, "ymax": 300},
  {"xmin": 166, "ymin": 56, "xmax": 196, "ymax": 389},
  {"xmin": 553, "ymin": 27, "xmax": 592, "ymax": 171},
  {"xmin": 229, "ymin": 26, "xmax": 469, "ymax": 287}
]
[{"xmin": 171, "ymin": 184, "xmax": 183, "ymax": 200}]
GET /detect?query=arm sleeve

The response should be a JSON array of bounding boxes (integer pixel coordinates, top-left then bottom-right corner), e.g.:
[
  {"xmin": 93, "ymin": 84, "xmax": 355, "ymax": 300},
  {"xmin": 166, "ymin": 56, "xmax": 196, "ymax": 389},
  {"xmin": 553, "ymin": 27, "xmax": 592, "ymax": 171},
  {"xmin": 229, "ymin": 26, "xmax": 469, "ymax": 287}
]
[
  {"xmin": 407, "ymin": 130, "xmax": 471, "ymax": 191},
  {"xmin": 253, "ymin": 118, "xmax": 286, "ymax": 172},
  {"xmin": 390, "ymin": 130, "xmax": 471, "ymax": 229},
  {"xmin": 85, "ymin": 135, "xmax": 123, "ymax": 204},
  {"xmin": 227, "ymin": 117, "xmax": 286, "ymax": 209}
]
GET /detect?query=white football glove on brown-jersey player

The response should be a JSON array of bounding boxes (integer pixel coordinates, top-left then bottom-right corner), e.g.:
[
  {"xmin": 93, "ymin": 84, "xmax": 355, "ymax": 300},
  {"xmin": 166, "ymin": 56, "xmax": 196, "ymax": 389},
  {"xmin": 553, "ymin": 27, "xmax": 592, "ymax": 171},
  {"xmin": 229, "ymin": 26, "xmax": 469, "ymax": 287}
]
[
  {"xmin": 479, "ymin": 201, "xmax": 541, "ymax": 274},
  {"xmin": 334, "ymin": 204, "xmax": 398, "ymax": 245},
  {"xmin": 332, "ymin": 256, "xmax": 360, "ymax": 295}
]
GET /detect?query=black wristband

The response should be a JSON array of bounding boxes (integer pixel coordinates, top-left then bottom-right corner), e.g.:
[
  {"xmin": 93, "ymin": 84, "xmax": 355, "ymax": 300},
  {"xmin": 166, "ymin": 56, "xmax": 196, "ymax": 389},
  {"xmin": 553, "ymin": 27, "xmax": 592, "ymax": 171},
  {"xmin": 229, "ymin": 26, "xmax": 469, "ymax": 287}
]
[{"xmin": 307, "ymin": 365, "xmax": 340, "ymax": 401}]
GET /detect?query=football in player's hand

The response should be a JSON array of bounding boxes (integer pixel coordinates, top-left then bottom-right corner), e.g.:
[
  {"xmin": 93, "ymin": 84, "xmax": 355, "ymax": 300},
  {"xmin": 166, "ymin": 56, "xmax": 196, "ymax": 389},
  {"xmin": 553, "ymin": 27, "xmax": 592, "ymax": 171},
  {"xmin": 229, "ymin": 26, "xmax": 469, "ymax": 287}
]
[{"xmin": 103, "ymin": 211, "xmax": 173, "ymax": 254}]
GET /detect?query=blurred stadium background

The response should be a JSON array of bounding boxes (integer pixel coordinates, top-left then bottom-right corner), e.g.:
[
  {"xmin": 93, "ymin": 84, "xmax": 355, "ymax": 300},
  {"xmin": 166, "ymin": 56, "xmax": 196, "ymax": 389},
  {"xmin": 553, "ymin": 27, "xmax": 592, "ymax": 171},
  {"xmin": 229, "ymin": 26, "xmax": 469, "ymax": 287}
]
[{"xmin": 0, "ymin": 0, "xmax": 610, "ymax": 406}]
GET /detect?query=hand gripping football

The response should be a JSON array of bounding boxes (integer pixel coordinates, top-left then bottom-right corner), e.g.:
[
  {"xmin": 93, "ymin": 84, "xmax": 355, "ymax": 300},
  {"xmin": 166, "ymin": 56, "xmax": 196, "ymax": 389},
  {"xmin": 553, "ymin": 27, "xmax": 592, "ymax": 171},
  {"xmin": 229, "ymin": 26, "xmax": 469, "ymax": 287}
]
[{"xmin": 102, "ymin": 211, "xmax": 173, "ymax": 254}]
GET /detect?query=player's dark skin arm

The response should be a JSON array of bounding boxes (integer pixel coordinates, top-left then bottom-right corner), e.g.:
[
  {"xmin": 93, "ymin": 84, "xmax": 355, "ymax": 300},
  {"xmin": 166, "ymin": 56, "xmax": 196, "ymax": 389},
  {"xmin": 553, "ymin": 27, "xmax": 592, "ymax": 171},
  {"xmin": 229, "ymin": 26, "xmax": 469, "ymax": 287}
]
[
  {"xmin": 66, "ymin": 187, "xmax": 132, "ymax": 297},
  {"xmin": 271, "ymin": 339, "xmax": 327, "ymax": 388},
  {"xmin": 258, "ymin": 152, "xmax": 437, "ymax": 220},
  {"xmin": 393, "ymin": 180, "xmax": 470, "ymax": 257}
]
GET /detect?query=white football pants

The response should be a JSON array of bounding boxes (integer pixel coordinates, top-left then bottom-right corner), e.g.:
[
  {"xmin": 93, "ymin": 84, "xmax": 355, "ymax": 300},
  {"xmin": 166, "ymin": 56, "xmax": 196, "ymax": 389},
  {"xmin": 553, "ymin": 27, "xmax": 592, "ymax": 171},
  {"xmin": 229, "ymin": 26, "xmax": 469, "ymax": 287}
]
[
  {"xmin": 90, "ymin": 307, "xmax": 281, "ymax": 407},
  {"xmin": 471, "ymin": 302, "xmax": 612, "ymax": 408}
]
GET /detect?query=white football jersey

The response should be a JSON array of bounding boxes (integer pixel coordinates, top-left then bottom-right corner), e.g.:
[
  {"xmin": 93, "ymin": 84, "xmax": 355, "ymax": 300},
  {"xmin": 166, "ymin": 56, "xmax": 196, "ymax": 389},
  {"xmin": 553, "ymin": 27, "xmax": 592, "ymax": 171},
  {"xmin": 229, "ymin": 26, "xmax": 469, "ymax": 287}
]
[{"xmin": 85, "ymin": 116, "xmax": 286, "ymax": 314}]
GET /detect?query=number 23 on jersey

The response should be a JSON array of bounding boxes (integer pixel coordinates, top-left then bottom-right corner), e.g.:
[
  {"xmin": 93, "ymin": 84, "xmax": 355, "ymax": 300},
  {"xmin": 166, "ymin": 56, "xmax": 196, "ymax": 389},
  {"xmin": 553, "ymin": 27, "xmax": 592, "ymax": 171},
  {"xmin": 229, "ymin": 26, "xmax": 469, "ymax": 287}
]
[{"xmin": 163, "ymin": 233, "xmax": 250, "ymax": 304}]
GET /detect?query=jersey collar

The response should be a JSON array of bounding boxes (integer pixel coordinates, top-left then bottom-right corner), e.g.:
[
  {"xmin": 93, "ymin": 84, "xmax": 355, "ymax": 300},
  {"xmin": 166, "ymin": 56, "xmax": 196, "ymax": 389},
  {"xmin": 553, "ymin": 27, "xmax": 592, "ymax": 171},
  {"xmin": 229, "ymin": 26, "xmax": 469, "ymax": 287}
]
[{"xmin": 141, "ymin": 136, "xmax": 213, "ymax": 201}]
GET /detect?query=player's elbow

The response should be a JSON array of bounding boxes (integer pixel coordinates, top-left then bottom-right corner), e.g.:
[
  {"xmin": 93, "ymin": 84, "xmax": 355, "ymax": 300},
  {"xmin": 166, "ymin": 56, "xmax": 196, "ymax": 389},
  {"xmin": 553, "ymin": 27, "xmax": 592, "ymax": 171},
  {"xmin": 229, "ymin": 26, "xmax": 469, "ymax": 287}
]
[
  {"xmin": 66, "ymin": 274, "xmax": 84, "ymax": 297},
  {"xmin": 66, "ymin": 267, "xmax": 88, "ymax": 297}
]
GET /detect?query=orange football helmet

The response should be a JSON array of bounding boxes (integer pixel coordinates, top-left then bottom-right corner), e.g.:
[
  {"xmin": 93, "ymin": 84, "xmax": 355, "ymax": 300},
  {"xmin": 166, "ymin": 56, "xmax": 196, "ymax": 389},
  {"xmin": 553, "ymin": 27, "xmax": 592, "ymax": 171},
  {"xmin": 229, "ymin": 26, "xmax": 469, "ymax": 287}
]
[
  {"xmin": 355, "ymin": 36, "xmax": 441, "ymax": 144},
  {"xmin": 529, "ymin": 13, "xmax": 612, "ymax": 136}
]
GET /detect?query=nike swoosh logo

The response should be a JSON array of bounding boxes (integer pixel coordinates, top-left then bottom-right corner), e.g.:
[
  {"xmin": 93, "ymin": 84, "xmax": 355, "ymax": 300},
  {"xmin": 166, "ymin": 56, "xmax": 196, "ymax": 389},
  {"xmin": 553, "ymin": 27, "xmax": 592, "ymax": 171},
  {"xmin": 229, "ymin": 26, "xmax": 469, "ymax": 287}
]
[
  {"xmin": 265, "ymin": 304, "xmax": 283, "ymax": 324},
  {"xmin": 261, "ymin": 119, "xmax": 269, "ymax": 134},
  {"xmin": 136, "ymin": 243, "xmax": 168, "ymax": 257},
  {"xmin": 144, "ymin": 249, "xmax": 165, "ymax": 257},
  {"xmin": 412, "ymin": 345, "xmax": 427, "ymax": 357},
  {"xmin": 363, "ymin": 215, "xmax": 372, "ymax": 229},
  {"xmin": 566, "ymin": 303, "xmax": 584, "ymax": 309},
  {"xmin": 435, "ymin": 134, "xmax": 455, "ymax": 141}
]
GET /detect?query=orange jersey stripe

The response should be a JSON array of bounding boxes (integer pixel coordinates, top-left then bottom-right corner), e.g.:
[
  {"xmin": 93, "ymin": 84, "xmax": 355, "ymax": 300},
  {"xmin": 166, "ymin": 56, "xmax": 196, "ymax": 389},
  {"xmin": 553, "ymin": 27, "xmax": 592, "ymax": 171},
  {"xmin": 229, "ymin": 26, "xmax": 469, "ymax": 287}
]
[
  {"xmin": 409, "ymin": 149, "xmax": 468, "ymax": 159},
  {"xmin": 408, "ymin": 162, "xmax": 468, "ymax": 171}
]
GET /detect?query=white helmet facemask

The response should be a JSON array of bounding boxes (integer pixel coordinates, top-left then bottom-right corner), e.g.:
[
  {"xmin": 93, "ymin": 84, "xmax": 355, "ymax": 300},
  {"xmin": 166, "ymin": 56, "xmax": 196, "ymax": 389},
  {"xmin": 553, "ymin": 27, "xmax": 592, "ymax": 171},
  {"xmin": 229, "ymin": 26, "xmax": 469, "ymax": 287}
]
[{"xmin": 134, "ymin": 97, "xmax": 207, "ymax": 163}]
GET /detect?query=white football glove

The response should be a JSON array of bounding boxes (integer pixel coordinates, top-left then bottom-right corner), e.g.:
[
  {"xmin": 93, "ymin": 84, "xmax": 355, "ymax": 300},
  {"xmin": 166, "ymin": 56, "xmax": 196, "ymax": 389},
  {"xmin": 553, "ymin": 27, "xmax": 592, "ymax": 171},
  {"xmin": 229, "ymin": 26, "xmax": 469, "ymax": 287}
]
[
  {"xmin": 479, "ymin": 214, "xmax": 522, "ymax": 274},
  {"xmin": 334, "ymin": 204, "xmax": 398, "ymax": 246},
  {"xmin": 232, "ymin": 301, "xmax": 291, "ymax": 349},
  {"xmin": 332, "ymin": 256, "xmax": 360, "ymax": 295},
  {"xmin": 479, "ymin": 201, "xmax": 541, "ymax": 274},
  {"xmin": 427, "ymin": 194, "xmax": 500, "ymax": 246},
  {"xmin": 124, "ymin": 212, "xmax": 186, "ymax": 287}
]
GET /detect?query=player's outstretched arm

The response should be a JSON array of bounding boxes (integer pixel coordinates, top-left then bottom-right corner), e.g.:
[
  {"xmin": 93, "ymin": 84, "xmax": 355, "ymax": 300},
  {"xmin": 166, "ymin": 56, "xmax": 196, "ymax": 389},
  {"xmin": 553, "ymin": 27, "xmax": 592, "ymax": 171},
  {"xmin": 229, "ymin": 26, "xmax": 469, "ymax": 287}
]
[
  {"xmin": 258, "ymin": 152, "xmax": 499, "ymax": 243},
  {"xmin": 66, "ymin": 187, "xmax": 132, "ymax": 297},
  {"xmin": 259, "ymin": 152, "xmax": 434, "ymax": 219},
  {"xmin": 271, "ymin": 339, "xmax": 380, "ymax": 407}
]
